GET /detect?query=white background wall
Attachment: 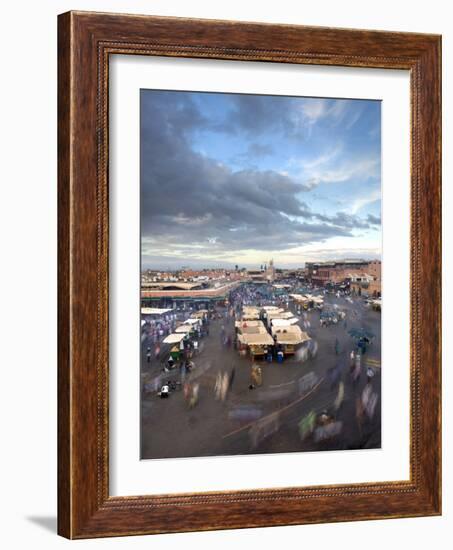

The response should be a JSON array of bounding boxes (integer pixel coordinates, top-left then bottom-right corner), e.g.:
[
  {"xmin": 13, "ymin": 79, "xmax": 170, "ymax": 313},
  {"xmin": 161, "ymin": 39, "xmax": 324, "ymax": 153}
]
[{"xmin": 0, "ymin": 1, "xmax": 450, "ymax": 548}]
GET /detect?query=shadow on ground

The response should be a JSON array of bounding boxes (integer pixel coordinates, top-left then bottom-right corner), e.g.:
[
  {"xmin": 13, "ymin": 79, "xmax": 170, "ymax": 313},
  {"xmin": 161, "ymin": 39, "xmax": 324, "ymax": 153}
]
[{"xmin": 26, "ymin": 516, "xmax": 57, "ymax": 534}]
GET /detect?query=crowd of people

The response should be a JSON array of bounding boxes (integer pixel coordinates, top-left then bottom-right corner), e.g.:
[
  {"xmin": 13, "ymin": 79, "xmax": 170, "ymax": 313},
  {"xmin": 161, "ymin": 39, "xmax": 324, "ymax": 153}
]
[{"xmin": 141, "ymin": 280, "xmax": 381, "ymax": 452}]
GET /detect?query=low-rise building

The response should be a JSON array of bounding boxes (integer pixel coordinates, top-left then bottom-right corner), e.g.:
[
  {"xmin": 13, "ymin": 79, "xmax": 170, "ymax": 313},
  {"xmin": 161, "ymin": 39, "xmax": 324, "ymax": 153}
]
[{"xmin": 306, "ymin": 259, "xmax": 381, "ymax": 296}]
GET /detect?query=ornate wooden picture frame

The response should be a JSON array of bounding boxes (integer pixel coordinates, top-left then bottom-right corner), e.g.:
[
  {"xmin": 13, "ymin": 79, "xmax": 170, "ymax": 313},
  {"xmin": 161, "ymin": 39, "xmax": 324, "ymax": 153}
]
[{"xmin": 58, "ymin": 11, "xmax": 441, "ymax": 539}]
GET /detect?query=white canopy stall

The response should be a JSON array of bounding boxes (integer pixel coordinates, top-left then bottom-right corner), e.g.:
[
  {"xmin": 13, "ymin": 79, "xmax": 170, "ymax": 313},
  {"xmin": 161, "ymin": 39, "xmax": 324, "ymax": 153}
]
[
  {"xmin": 271, "ymin": 317, "xmax": 299, "ymax": 327},
  {"xmin": 141, "ymin": 307, "xmax": 173, "ymax": 315},
  {"xmin": 162, "ymin": 333, "xmax": 186, "ymax": 344},
  {"xmin": 184, "ymin": 318, "xmax": 201, "ymax": 326},
  {"xmin": 175, "ymin": 325, "xmax": 193, "ymax": 333},
  {"xmin": 273, "ymin": 325, "xmax": 310, "ymax": 355},
  {"xmin": 237, "ymin": 332, "xmax": 274, "ymax": 358}
]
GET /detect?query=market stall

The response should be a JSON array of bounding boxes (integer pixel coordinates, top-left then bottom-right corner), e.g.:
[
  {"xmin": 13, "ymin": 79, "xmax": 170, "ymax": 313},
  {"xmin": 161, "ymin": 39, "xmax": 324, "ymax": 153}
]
[
  {"xmin": 237, "ymin": 332, "xmax": 274, "ymax": 358},
  {"xmin": 271, "ymin": 317, "xmax": 299, "ymax": 327},
  {"xmin": 174, "ymin": 324, "xmax": 193, "ymax": 334},
  {"xmin": 184, "ymin": 318, "xmax": 202, "ymax": 328},
  {"xmin": 266, "ymin": 310, "xmax": 294, "ymax": 326},
  {"xmin": 290, "ymin": 293, "xmax": 324, "ymax": 310},
  {"xmin": 190, "ymin": 309, "xmax": 209, "ymax": 320},
  {"xmin": 241, "ymin": 306, "xmax": 261, "ymax": 321},
  {"xmin": 272, "ymin": 325, "xmax": 310, "ymax": 356},
  {"xmin": 162, "ymin": 332, "xmax": 187, "ymax": 360},
  {"xmin": 320, "ymin": 309, "xmax": 345, "ymax": 326},
  {"xmin": 141, "ymin": 307, "xmax": 174, "ymax": 316},
  {"xmin": 235, "ymin": 319, "xmax": 263, "ymax": 331}
]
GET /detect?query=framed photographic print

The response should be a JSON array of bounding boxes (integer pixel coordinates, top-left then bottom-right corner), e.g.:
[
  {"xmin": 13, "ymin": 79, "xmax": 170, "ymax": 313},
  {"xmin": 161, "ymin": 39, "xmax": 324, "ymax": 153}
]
[{"xmin": 58, "ymin": 11, "xmax": 441, "ymax": 538}]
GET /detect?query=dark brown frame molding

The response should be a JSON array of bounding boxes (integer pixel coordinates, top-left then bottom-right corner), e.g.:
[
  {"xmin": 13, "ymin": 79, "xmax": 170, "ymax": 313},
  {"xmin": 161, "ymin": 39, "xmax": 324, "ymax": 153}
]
[{"xmin": 58, "ymin": 11, "xmax": 441, "ymax": 539}]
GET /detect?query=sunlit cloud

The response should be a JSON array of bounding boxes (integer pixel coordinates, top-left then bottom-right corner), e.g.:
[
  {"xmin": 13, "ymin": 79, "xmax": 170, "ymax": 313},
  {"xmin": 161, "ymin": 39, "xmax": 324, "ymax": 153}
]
[{"xmin": 350, "ymin": 188, "xmax": 382, "ymax": 214}]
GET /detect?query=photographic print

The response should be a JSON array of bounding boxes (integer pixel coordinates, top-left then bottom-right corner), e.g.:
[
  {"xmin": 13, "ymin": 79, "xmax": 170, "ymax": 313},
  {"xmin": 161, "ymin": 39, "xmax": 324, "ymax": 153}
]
[{"xmin": 140, "ymin": 90, "xmax": 382, "ymax": 460}]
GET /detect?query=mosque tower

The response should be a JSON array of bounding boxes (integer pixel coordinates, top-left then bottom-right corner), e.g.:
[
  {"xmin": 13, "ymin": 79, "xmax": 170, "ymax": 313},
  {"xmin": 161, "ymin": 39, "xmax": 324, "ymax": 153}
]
[{"xmin": 266, "ymin": 258, "xmax": 276, "ymax": 282}]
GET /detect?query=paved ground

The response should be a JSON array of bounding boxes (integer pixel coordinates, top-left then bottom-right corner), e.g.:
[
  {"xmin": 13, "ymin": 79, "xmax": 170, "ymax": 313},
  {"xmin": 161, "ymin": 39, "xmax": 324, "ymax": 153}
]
[{"xmin": 140, "ymin": 293, "xmax": 381, "ymax": 460}]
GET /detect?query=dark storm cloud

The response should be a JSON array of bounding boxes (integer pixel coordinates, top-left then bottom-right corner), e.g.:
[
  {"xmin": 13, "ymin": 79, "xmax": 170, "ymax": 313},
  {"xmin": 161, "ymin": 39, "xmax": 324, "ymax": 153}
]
[
  {"xmin": 321, "ymin": 212, "xmax": 371, "ymax": 229},
  {"xmin": 214, "ymin": 94, "xmax": 306, "ymax": 138},
  {"xmin": 140, "ymin": 91, "xmax": 377, "ymax": 259},
  {"xmin": 366, "ymin": 213, "xmax": 381, "ymax": 225}
]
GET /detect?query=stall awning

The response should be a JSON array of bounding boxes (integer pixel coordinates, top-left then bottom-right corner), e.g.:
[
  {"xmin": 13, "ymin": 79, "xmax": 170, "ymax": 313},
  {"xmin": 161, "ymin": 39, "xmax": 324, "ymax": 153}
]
[
  {"xmin": 141, "ymin": 307, "xmax": 173, "ymax": 315},
  {"xmin": 236, "ymin": 320, "xmax": 267, "ymax": 334},
  {"xmin": 185, "ymin": 318, "xmax": 201, "ymax": 325},
  {"xmin": 235, "ymin": 320, "xmax": 262, "ymax": 328},
  {"xmin": 175, "ymin": 325, "xmax": 193, "ymax": 333},
  {"xmin": 163, "ymin": 333, "xmax": 186, "ymax": 344},
  {"xmin": 191, "ymin": 310, "xmax": 208, "ymax": 318},
  {"xmin": 274, "ymin": 329, "xmax": 310, "ymax": 345},
  {"xmin": 271, "ymin": 317, "xmax": 299, "ymax": 327},
  {"xmin": 267, "ymin": 311, "xmax": 294, "ymax": 320},
  {"xmin": 242, "ymin": 307, "xmax": 261, "ymax": 316},
  {"xmin": 242, "ymin": 314, "xmax": 261, "ymax": 320},
  {"xmin": 238, "ymin": 333, "xmax": 274, "ymax": 346}
]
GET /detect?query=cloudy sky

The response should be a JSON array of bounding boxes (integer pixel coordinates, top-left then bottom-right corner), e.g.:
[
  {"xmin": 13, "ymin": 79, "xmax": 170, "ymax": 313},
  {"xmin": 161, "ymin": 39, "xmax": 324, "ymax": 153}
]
[{"xmin": 141, "ymin": 89, "xmax": 381, "ymax": 269}]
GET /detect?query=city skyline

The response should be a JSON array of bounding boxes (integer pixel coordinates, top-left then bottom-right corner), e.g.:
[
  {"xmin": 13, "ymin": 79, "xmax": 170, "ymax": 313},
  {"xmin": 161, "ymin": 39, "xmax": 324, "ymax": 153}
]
[
  {"xmin": 141, "ymin": 90, "xmax": 381, "ymax": 269},
  {"xmin": 141, "ymin": 256, "xmax": 381, "ymax": 273}
]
